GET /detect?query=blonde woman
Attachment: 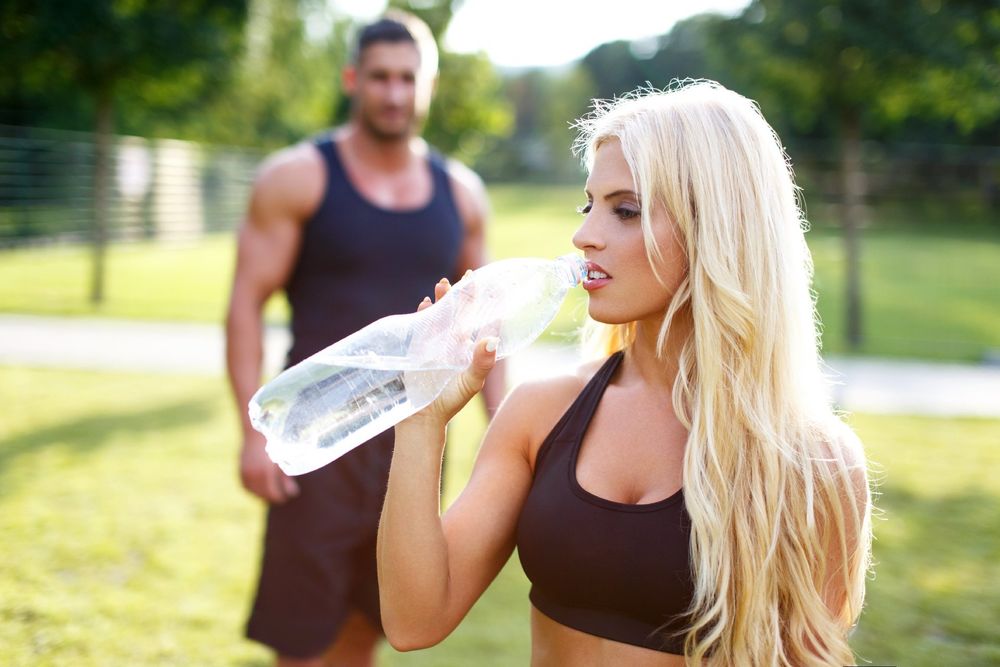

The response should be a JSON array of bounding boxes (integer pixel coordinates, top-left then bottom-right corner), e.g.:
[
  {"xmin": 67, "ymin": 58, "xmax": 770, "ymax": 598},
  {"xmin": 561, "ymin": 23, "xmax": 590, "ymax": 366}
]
[{"xmin": 377, "ymin": 81, "xmax": 872, "ymax": 666}]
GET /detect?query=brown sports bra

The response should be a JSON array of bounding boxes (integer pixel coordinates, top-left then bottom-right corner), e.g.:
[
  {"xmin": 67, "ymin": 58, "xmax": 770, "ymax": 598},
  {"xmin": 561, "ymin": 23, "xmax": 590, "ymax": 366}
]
[{"xmin": 515, "ymin": 351, "xmax": 694, "ymax": 654}]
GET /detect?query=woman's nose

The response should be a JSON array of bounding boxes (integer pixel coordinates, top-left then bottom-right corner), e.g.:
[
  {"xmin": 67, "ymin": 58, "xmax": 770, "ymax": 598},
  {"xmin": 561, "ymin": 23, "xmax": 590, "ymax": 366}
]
[{"xmin": 572, "ymin": 214, "xmax": 604, "ymax": 251}]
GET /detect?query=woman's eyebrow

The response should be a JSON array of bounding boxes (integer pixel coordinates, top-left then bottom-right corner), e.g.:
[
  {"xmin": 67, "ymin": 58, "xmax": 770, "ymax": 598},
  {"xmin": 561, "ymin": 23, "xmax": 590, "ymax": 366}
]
[
  {"xmin": 582, "ymin": 188, "xmax": 638, "ymax": 200},
  {"xmin": 603, "ymin": 189, "xmax": 638, "ymax": 200}
]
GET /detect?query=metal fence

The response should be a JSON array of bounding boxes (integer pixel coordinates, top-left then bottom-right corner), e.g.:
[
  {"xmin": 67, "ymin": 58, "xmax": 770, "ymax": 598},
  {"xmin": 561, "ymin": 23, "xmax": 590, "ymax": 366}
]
[
  {"xmin": 2, "ymin": 124, "xmax": 998, "ymax": 247},
  {"xmin": 788, "ymin": 139, "xmax": 1000, "ymax": 212},
  {"xmin": 0, "ymin": 124, "xmax": 265, "ymax": 247}
]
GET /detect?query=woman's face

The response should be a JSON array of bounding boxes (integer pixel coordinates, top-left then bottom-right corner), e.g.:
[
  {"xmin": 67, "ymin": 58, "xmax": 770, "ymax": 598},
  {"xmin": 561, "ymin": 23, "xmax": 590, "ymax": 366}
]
[{"xmin": 572, "ymin": 138, "xmax": 687, "ymax": 326}]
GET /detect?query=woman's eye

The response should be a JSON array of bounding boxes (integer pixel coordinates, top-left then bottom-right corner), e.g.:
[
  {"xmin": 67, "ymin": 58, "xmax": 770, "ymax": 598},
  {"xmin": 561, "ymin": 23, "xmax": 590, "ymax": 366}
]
[
  {"xmin": 614, "ymin": 206, "xmax": 640, "ymax": 220},
  {"xmin": 576, "ymin": 203, "xmax": 592, "ymax": 215}
]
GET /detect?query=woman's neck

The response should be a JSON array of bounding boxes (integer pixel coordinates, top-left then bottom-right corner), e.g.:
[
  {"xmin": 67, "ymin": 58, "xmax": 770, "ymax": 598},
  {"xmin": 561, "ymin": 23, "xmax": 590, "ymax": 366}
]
[{"xmin": 623, "ymin": 315, "xmax": 691, "ymax": 393}]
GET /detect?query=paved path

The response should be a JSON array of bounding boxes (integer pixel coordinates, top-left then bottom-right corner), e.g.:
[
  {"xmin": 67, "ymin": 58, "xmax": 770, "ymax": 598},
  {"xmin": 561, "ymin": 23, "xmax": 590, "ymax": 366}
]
[{"xmin": 2, "ymin": 314, "xmax": 998, "ymax": 417}]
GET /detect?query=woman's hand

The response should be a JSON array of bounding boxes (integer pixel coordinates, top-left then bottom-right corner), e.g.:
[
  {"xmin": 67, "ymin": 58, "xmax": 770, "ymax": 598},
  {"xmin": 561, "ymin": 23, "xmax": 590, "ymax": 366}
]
[{"xmin": 405, "ymin": 277, "xmax": 499, "ymax": 428}]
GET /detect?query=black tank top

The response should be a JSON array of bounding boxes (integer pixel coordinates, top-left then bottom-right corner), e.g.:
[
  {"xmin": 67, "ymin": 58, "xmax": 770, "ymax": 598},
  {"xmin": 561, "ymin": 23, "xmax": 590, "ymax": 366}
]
[
  {"xmin": 284, "ymin": 136, "xmax": 463, "ymax": 366},
  {"xmin": 516, "ymin": 351, "xmax": 694, "ymax": 655}
]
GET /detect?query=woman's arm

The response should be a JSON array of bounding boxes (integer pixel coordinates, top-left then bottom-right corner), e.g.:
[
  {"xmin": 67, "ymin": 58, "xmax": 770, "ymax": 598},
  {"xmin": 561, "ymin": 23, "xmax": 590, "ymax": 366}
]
[
  {"xmin": 376, "ymin": 274, "xmax": 571, "ymax": 649},
  {"xmin": 823, "ymin": 425, "xmax": 872, "ymax": 626},
  {"xmin": 377, "ymin": 347, "xmax": 546, "ymax": 650}
]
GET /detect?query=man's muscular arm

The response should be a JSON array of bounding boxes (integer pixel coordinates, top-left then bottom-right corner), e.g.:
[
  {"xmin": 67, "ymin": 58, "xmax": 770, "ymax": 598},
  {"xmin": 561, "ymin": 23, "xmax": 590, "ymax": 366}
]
[
  {"xmin": 448, "ymin": 160, "xmax": 506, "ymax": 419},
  {"xmin": 225, "ymin": 144, "xmax": 323, "ymax": 502}
]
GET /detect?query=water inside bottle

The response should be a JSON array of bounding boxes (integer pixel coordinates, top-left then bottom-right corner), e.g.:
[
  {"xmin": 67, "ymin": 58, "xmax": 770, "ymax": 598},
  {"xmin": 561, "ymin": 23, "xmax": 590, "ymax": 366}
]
[
  {"xmin": 251, "ymin": 363, "xmax": 455, "ymax": 475},
  {"xmin": 250, "ymin": 255, "xmax": 587, "ymax": 474}
]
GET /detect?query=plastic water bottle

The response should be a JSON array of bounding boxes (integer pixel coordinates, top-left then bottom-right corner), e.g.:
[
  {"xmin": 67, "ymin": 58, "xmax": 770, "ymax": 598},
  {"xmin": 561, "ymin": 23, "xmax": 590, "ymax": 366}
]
[{"xmin": 249, "ymin": 254, "xmax": 587, "ymax": 475}]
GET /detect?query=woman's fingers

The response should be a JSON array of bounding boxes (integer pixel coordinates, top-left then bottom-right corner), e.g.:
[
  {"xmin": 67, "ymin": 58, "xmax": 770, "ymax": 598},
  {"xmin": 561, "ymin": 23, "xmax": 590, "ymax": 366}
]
[
  {"xmin": 434, "ymin": 277, "xmax": 450, "ymax": 301},
  {"xmin": 479, "ymin": 336, "xmax": 499, "ymax": 368},
  {"xmin": 442, "ymin": 336, "xmax": 498, "ymax": 421},
  {"xmin": 469, "ymin": 336, "xmax": 499, "ymax": 380},
  {"xmin": 417, "ymin": 276, "xmax": 452, "ymax": 312}
]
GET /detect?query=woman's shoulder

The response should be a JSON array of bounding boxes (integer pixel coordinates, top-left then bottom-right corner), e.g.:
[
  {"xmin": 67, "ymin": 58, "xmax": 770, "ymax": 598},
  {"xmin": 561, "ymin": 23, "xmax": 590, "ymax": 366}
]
[
  {"xmin": 507, "ymin": 356, "xmax": 609, "ymax": 406},
  {"xmin": 813, "ymin": 416, "xmax": 871, "ymax": 508},
  {"xmin": 496, "ymin": 357, "xmax": 610, "ymax": 463},
  {"xmin": 817, "ymin": 416, "xmax": 867, "ymax": 471}
]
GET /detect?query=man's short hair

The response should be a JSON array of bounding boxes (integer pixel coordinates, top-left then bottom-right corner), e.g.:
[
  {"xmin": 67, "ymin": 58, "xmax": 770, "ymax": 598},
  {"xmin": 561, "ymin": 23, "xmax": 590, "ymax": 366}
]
[
  {"xmin": 351, "ymin": 10, "xmax": 439, "ymax": 78},
  {"xmin": 355, "ymin": 18, "xmax": 416, "ymax": 57}
]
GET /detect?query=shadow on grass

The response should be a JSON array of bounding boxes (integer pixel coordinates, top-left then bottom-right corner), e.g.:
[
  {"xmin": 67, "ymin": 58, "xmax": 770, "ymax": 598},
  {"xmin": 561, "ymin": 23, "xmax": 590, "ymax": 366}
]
[
  {"xmin": 0, "ymin": 397, "xmax": 215, "ymax": 493},
  {"xmin": 855, "ymin": 484, "xmax": 1000, "ymax": 664}
]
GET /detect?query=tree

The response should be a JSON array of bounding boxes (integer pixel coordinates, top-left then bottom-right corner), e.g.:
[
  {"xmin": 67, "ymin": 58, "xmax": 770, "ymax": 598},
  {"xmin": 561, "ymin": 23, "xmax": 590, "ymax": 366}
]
[
  {"xmin": 424, "ymin": 50, "xmax": 513, "ymax": 167},
  {"xmin": 581, "ymin": 14, "xmax": 730, "ymax": 103},
  {"xmin": 388, "ymin": 0, "xmax": 462, "ymax": 39},
  {"xmin": 1, "ymin": 0, "xmax": 248, "ymax": 303},
  {"xmin": 182, "ymin": 0, "xmax": 347, "ymax": 150},
  {"xmin": 713, "ymin": 0, "xmax": 1000, "ymax": 350},
  {"xmin": 482, "ymin": 67, "xmax": 595, "ymax": 183}
]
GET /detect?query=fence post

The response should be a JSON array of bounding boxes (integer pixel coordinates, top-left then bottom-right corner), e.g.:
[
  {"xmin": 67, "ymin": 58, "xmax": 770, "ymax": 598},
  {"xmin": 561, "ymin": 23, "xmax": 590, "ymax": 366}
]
[
  {"xmin": 839, "ymin": 112, "xmax": 865, "ymax": 352},
  {"xmin": 90, "ymin": 84, "xmax": 114, "ymax": 305}
]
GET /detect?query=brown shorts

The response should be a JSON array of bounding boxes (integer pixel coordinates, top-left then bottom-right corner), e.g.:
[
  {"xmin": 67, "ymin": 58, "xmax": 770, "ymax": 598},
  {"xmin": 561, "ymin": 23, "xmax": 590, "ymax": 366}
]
[{"xmin": 245, "ymin": 430, "xmax": 394, "ymax": 659}]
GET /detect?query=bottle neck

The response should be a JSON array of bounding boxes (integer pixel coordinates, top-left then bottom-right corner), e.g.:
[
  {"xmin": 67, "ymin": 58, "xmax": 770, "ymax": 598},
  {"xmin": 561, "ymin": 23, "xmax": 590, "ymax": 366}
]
[{"xmin": 557, "ymin": 254, "xmax": 587, "ymax": 287}]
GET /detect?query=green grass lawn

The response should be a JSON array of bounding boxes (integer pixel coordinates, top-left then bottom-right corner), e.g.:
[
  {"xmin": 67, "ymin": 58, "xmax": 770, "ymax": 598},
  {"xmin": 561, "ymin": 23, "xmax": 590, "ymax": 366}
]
[
  {"xmin": 1, "ymin": 184, "xmax": 998, "ymax": 361},
  {"xmin": 2, "ymin": 364, "xmax": 998, "ymax": 666}
]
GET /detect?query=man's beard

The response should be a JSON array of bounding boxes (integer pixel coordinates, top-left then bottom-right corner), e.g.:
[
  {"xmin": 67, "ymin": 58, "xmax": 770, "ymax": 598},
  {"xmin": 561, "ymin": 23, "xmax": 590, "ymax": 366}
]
[{"xmin": 360, "ymin": 106, "xmax": 416, "ymax": 143}]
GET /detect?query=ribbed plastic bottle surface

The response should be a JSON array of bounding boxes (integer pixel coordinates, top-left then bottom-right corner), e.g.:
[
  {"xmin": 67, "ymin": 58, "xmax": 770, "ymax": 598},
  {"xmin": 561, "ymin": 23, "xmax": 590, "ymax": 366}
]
[{"xmin": 249, "ymin": 254, "xmax": 586, "ymax": 475}]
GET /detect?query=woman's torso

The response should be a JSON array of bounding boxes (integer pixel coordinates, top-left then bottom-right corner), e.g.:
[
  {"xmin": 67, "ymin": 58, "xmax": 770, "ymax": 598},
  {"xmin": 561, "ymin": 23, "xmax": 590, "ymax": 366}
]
[
  {"xmin": 530, "ymin": 608, "xmax": 687, "ymax": 667},
  {"xmin": 516, "ymin": 351, "xmax": 693, "ymax": 664}
]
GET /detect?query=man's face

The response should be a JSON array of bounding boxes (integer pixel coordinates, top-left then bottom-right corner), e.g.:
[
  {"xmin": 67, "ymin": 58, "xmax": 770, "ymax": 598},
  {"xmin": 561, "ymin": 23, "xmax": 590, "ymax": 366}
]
[{"xmin": 346, "ymin": 41, "xmax": 431, "ymax": 141}]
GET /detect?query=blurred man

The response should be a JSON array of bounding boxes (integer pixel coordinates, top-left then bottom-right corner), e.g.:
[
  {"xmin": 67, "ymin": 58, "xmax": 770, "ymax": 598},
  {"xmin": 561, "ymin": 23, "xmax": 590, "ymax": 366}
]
[{"xmin": 225, "ymin": 11, "xmax": 503, "ymax": 666}]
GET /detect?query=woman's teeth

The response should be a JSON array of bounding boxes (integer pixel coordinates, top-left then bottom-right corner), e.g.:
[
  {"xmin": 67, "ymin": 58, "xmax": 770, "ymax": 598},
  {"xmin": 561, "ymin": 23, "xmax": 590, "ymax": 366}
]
[{"xmin": 588, "ymin": 270, "xmax": 609, "ymax": 280}]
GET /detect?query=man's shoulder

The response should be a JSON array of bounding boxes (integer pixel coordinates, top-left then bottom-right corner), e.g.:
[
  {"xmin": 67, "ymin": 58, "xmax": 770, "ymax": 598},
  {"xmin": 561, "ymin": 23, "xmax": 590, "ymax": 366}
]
[
  {"xmin": 442, "ymin": 156, "xmax": 486, "ymax": 198},
  {"xmin": 257, "ymin": 140, "xmax": 325, "ymax": 184},
  {"xmin": 252, "ymin": 140, "xmax": 326, "ymax": 208},
  {"xmin": 434, "ymin": 153, "xmax": 488, "ymax": 224}
]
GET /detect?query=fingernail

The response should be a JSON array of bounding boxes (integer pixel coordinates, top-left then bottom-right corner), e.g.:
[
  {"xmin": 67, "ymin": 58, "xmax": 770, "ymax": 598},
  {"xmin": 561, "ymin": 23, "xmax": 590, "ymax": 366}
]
[
  {"xmin": 464, "ymin": 269, "xmax": 473, "ymax": 279},
  {"xmin": 485, "ymin": 337, "xmax": 498, "ymax": 353}
]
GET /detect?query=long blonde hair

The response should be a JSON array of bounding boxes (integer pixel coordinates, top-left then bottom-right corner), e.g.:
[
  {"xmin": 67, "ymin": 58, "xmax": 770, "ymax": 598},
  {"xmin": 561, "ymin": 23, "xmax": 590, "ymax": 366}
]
[{"xmin": 574, "ymin": 81, "xmax": 872, "ymax": 666}]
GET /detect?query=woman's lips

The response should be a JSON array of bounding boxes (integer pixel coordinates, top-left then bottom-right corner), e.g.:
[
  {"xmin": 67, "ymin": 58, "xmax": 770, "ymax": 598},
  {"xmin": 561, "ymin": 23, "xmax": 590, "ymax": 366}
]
[{"xmin": 583, "ymin": 261, "xmax": 611, "ymax": 291}]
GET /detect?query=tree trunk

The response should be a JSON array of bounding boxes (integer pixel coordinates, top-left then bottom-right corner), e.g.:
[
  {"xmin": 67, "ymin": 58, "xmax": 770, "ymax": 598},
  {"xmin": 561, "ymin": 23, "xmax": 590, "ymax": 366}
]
[
  {"xmin": 90, "ymin": 83, "xmax": 114, "ymax": 305},
  {"xmin": 838, "ymin": 109, "xmax": 865, "ymax": 351}
]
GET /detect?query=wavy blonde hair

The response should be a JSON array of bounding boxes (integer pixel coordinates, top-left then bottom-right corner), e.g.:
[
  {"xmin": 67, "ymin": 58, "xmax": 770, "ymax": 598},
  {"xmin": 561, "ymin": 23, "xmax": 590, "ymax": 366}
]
[{"xmin": 574, "ymin": 81, "xmax": 872, "ymax": 666}]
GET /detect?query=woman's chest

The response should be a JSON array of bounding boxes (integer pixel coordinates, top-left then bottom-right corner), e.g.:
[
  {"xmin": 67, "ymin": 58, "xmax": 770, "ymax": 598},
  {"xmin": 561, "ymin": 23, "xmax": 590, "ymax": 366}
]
[
  {"xmin": 575, "ymin": 390, "xmax": 687, "ymax": 505},
  {"xmin": 517, "ymin": 436, "xmax": 692, "ymax": 617}
]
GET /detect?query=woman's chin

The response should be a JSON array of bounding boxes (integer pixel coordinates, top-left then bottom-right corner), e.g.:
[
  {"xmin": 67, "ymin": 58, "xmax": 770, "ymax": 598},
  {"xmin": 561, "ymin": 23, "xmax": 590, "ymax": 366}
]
[{"xmin": 587, "ymin": 309, "xmax": 631, "ymax": 326}]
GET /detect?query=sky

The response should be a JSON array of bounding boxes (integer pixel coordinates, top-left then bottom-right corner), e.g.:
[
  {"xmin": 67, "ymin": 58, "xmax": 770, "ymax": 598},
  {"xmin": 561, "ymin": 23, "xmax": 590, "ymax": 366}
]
[{"xmin": 332, "ymin": 0, "xmax": 751, "ymax": 68}]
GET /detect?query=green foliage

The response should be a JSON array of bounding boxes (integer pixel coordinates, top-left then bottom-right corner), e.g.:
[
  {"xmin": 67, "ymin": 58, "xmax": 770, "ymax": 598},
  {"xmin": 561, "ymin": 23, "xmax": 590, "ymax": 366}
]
[
  {"xmin": 178, "ymin": 0, "xmax": 348, "ymax": 148},
  {"xmin": 387, "ymin": 0, "xmax": 460, "ymax": 40},
  {"xmin": 0, "ymin": 0, "xmax": 512, "ymax": 155},
  {"xmin": 712, "ymin": 0, "xmax": 1000, "ymax": 136},
  {"xmin": 478, "ymin": 68, "xmax": 594, "ymax": 182},
  {"xmin": 0, "ymin": 0, "xmax": 248, "ymax": 130},
  {"xmin": 581, "ymin": 14, "xmax": 729, "ymax": 101},
  {"xmin": 492, "ymin": 13, "xmax": 732, "ymax": 183},
  {"xmin": 425, "ymin": 50, "xmax": 514, "ymax": 167}
]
